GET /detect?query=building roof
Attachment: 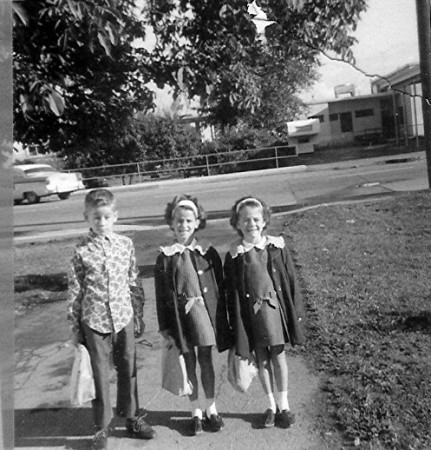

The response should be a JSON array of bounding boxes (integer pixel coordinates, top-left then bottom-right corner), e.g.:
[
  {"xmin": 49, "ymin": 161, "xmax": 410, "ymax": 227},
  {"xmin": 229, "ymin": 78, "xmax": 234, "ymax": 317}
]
[
  {"xmin": 371, "ymin": 63, "xmax": 420, "ymax": 92},
  {"xmin": 306, "ymin": 91, "xmax": 394, "ymax": 111}
]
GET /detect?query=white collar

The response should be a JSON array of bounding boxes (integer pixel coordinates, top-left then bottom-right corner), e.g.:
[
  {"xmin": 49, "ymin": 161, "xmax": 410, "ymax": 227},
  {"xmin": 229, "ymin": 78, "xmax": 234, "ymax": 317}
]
[
  {"xmin": 159, "ymin": 239, "xmax": 210, "ymax": 256},
  {"xmin": 229, "ymin": 235, "xmax": 285, "ymax": 259}
]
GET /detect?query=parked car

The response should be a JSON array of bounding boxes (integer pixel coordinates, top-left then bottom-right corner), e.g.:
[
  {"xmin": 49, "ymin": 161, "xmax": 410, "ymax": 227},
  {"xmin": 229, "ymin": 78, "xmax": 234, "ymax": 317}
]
[{"xmin": 13, "ymin": 164, "xmax": 85, "ymax": 204}]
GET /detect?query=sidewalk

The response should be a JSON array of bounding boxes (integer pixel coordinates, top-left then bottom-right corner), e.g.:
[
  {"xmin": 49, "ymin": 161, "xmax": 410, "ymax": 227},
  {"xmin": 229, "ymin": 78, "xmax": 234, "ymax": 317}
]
[
  {"xmin": 14, "ymin": 279, "xmax": 338, "ymax": 450},
  {"xmin": 14, "ymin": 220, "xmax": 342, "ymax": 450}
]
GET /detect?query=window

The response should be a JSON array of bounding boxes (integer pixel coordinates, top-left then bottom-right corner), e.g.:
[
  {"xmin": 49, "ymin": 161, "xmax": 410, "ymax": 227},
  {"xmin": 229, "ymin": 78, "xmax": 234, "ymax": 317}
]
[
  {"xmin": 309, "ymin": 115, "xmax": 324, "ymax": 123},
  {"xmin": 397, "ymin": 106, "xmax": 405, "ymax": 125},
  {"xmin": 329, "ymin": 113, "xmax": 338, "ymax": 121},
  {"xmin": 339, "ymin": 112, "xmax": 353, "ymax": 132},
  {"xmin": 296, "ymin": 125, "xmax": 312, "ymax": 132},
  {"xmin": 355, "ymin": 109, "xmax": 374, "ymax": 118},
  {"xmin": 298, "ymin": 136, "xmax": 310, "ymax": 143}
]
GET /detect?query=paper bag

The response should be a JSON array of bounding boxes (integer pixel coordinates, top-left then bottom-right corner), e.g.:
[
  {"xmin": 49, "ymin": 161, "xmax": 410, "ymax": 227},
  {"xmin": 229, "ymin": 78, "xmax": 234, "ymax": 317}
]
[
  {"xmin": 161, "ymin": 340, "xmax": 193, "ymax": 396},
  {"xmin": 70, "ymin": 344, "xmax": 96, "ymax": 406},
  {"xmin": 227, "ymin": 347, "xmax": 257, "ymax": 393}
]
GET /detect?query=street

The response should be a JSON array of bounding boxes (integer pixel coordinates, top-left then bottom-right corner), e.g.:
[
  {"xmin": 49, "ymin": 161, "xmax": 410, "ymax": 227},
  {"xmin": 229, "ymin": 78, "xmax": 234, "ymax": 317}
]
[{"xmin": 13, "ymin": 154, "xmax": 428, "ymax": 238}]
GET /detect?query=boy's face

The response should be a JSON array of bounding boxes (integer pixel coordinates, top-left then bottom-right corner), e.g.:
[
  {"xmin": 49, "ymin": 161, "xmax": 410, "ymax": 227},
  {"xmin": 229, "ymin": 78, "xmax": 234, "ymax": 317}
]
[
  {"xmin": 84, "ymin": 205, "xmax": 117, "ymax": 237},
  {"xmin": 236, "ymin": 205, "xmax": 266, "ymax": 244},
  {"xmin": 172, "ymin": 208, "xmax": 200, "ymax": 246}
]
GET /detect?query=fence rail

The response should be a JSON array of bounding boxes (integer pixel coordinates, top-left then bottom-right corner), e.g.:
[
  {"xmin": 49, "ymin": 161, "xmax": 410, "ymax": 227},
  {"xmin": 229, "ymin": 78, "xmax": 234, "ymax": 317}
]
[{"xmin": 66, "ymin": 145, "xmax": 298, "ymax": 187}]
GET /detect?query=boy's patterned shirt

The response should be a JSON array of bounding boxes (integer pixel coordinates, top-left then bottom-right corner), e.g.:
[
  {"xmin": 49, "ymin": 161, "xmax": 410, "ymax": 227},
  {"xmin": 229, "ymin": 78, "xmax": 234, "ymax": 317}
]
[{"xmin": 67, "ymin": 231, "xmax": 145, "ymax": 334}]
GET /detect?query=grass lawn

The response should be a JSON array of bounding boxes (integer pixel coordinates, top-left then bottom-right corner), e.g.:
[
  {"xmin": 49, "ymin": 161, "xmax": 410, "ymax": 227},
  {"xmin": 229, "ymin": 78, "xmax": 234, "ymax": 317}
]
[
  {"xmin": 14, "ymin": 189, "xmax": 431, "ymax": 448},
  {"xmin": 282, "ymin": 190, "xmax": 431, "ymax": 449}
]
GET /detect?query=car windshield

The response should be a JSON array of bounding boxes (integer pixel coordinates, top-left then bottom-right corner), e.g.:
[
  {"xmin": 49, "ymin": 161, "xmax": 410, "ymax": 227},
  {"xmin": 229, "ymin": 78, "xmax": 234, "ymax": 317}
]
[{"xmin": 24, "ymin": 167, "xmax": 57, "ymax": 175}]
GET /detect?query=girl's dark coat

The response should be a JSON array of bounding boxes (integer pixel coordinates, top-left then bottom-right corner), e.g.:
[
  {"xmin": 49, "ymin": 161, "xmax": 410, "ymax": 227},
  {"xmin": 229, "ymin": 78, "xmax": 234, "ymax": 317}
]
[
  {"xmin": 155, "ymin": 246, "xmax": 232, "ymax": 354},
  {"xmin": 224, "ymin": 239, "xmax": 305, "ymax": 359}
]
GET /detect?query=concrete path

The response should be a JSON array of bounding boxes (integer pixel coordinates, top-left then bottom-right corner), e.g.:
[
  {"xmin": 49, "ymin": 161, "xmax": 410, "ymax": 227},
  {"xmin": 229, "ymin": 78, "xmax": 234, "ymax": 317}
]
[{"xmin": 14, "ymin": 279, "xmax": 340, "ymax": 450}]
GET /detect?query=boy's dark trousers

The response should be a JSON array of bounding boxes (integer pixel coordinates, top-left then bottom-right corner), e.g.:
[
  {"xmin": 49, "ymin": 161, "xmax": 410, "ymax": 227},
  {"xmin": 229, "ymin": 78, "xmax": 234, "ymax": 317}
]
[{"xmin": 83, "ymin": 320, "xmax": 139, "ymax": 430}]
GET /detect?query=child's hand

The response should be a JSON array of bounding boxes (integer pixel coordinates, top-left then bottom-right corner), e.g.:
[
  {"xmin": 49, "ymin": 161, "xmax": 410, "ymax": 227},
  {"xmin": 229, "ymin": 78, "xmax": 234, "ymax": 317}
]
[
  {"xmin": 160, "ymin": 329, "xmax": 176, "ymax": 346},
  {"xmin": 70, "ymin": 330, "xmax": 84, "ymax": 347},
  {"xmin": 159, "ymin": 329, "xmax": 171, "ymax": 340},
  {"xmin": 134, "ymin": 317, "xmax": 145, "ymax": 338}
]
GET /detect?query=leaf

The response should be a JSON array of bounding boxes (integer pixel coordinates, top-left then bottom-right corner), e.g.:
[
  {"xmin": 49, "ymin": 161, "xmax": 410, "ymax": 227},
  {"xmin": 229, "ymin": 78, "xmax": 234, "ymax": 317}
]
[
  {"xmin": 106, "ymin": 23, "xmax": 117, "ymax": 45},
  {"xmin": 97, "ymin": 31, "xmax": 112, "ymax": 57},
  {"xmin": 47, "ymin": 90, "xmax": 65, "ymax": 117},
  {"xmin": 66, "ymin": 0, "xmax": 79, "ymax": 17},
  {"xmin": 177, "ymin": 66, "xmax": 184, "ymax": 91},
  {"xmin": 219, "ymin": 4, "xmax": 231, "ymax": 19},
  {"xmin": 19, "ymin": 94, "xmax": 29, "ymax": 114},
  {"xmin": 12, "ymin": 2, "xmax": 28, "ymax": 25}
]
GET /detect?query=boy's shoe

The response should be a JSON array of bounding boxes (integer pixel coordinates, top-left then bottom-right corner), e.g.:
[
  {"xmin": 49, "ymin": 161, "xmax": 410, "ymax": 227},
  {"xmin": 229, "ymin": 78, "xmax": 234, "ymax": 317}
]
[
  {"xmin": 126, "ymin": 415, "xmax": 156, "ymax": 439},
  {"xmin": 191, "ymin": 416, "xmax": 203, "ymax": 436},
  {"xmin": 203, "ymin": 411, "xmax": 224, "ymax": 432},
  {"xmin": 91, "ymin": 428, "xmax": 109, "ymax": 450},
  {"xmin": 263, "ymin": 409, "xmax": 275, "ymax": 428},
  {"xmin": 277, "ymin": 409, "xmax": 296, "ymax": 428}
]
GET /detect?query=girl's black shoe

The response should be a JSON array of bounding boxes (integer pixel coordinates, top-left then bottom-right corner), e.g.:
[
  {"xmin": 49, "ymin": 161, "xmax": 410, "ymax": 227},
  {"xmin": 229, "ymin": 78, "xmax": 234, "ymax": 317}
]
[
  {"xmin": 91, "ymin": 428, "xmax": 109, "ymax": 450},
  {"xmin": 277, "ymin": 409, "xmax": 295, "ymax": 428},
  {"xmin": 203, "ymin": 412, "xmax": 225, "ymax": 432},
  {"xmin": 263, "ymin": 409, "xmax": 275, "ymax": 428}
]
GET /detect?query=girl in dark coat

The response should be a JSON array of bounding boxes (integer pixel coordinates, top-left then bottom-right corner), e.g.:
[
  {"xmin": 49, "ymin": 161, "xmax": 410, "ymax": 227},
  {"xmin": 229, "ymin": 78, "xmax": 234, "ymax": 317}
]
[
  {"xmin": 155, "ymin": 194, "xmax": 231, "ymax": 436},
  {"xmin": 224, "ymin": 196, "xmax": 305, "ymax": 429}
]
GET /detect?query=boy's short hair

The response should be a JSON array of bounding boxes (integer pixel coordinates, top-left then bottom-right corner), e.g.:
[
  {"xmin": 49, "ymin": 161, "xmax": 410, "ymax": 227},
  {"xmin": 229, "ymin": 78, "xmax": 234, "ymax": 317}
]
[
  {"xmin": 84, "ymin": 189, "xmax": 116, "ymax": 211},
  {"xmin": 164, "ymin": 194, "xmax": 207, "ymax": 230},
  {"xmin": 229, "ymin": 195, "xmax": 271, "ymax": 237}
]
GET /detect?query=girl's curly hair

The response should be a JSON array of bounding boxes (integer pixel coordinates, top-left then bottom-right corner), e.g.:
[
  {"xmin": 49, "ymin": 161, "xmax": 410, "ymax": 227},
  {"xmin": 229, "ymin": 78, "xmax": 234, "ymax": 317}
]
[
  {"xmin": 229, "ymin": 195, "xmax": 271, "ymax": 237},
  {"xmin": 164, "ymin": 194, "xmax": 207, "ymax": 230}
]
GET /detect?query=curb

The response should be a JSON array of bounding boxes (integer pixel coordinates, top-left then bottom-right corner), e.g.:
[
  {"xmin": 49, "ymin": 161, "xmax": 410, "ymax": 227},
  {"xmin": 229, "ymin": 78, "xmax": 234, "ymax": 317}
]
[
  {"xmin": 73, "ymin": 164, "xmax": 309, "ymax": 196},
  {"xmin": 72, "ymin": 151, "xmax": 425, "ymax": 196}
]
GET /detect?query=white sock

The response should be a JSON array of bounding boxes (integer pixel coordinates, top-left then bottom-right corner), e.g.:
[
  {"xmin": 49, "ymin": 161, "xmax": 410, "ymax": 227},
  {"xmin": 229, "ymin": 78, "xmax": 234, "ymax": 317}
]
[
  {"xmin": 190, "ymin": 400, "xmax": 202, "ymax": 419},
  {"xmin": 206, "ymin": 400, "xmax": 217, "ymax": 417},
  {"xmin": 266, "ymin": 393, "xmax": 277, "ymax": 412},
  {"xmin": 278, "ymin": 391, "xmax": 289, "ymax": 411}
]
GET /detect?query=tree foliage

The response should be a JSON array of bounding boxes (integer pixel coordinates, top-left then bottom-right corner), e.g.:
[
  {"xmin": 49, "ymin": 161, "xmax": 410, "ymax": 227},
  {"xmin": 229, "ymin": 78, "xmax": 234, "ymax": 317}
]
[
  {"xmin": 130, "ymin": 113, "xmax": 202, "ymax": 162},
  {"xmin": 13, "ymin": 0, "xmax": 154, "ymax": 153},
  {"xmin": 145, "ymin": 0, "xmax": 367, "ymax": 128},
  {"xmin": 64, "ymin": 113, "xmax": 203, "ymax": 172}
]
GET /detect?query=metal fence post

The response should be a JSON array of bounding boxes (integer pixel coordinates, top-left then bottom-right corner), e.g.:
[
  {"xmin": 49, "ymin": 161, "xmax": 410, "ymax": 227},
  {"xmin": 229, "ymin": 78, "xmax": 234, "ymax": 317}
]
[
  {"xmin": 206, "ymin": 155, "xmax": 210, "ymax": 176},
  {"xmin": 137, "ymin": 163, "xmax": 141, "ymax": 183},
  {"xmin": 275, "ymin": 147, "xmax": 279, "ymax": 168}
]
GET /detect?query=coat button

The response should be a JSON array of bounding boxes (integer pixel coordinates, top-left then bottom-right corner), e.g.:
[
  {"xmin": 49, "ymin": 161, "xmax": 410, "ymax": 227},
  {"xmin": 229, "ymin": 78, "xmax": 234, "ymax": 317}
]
[
  {"xmin": 203, "ymin": 287, "xmax": 208, "ymax": 293},
  {"xmin": 198, "ymin": 270, "xmax": 204, "ymax": 275},
  {"xmin": 273, "ymin": 268, "xmax": 276, "ymax": 272},
  {"xmin": 246, "ymin": 293, "xmax": 250, "ymax": 298},
  {"xmin": 278, "ymin": 287, "xmax": 282, "ymax": 291}
]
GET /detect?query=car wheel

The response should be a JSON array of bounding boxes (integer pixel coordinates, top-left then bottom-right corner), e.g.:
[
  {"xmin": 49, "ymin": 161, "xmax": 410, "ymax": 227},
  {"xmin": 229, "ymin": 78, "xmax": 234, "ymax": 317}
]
[
  {"xmin": 58, "ymin": 192, "xmax": 71, "ymax": 200},
  {"xmin": 25, "ymin": 192, "xmax": 40, "ymax": 204}
]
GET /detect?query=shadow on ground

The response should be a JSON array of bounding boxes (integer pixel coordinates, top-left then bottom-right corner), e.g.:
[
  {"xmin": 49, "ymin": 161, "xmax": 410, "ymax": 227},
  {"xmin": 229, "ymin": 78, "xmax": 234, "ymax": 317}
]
[{"xmin": 14, "ymin": 407, "xmax": 266, "ymax": 448}]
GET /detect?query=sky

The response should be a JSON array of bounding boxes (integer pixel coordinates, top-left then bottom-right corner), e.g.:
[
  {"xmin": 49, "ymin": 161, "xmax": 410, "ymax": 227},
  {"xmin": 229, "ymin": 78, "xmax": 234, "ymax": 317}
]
[
  {"xmin": 150, "ymin": 0, "xmax": 420, "ymax": 114},
  {"xmin": 300, "ymin": 0, "xmax": 420, "ymax": 103}
]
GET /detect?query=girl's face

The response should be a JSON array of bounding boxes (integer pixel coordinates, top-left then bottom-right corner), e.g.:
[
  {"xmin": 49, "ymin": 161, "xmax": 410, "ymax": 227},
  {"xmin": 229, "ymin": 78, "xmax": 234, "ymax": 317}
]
[
  {"xmin": 236, "ymin": 205, "xmax": 266, "ymax": 244},
  {"xmin": 172, "ymin": 208, "xmax": 200, "ymax": 245}
]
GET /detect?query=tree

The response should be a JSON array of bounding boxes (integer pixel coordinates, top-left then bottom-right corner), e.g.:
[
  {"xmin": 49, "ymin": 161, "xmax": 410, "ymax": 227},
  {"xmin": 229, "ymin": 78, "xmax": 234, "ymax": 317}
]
[
  {"xmin": 13, "ymin": 0, "xmax": 154, "ymax": 155},
  {"xmin": 145, "ymin": 0, "xmax": 367, "ymax": 128},
  {"xmin": 130, "ymin": 113, "xmax": 202, "ymax": 164}
]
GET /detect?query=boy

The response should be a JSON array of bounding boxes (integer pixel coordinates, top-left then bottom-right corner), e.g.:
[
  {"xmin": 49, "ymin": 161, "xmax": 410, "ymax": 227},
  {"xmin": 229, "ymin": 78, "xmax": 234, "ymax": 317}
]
[{"xmin": 67, "ymin": 189, "xmax": 155, "ymax": 450}]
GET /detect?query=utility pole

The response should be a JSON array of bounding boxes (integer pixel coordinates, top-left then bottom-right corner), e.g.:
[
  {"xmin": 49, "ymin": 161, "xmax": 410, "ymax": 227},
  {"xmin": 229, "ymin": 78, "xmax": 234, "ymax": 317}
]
[{"xmin": 415, "ymin": 0, "xmax": 431, "ymax": 188}]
